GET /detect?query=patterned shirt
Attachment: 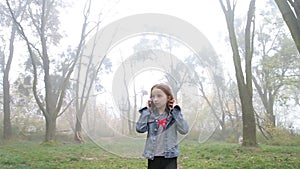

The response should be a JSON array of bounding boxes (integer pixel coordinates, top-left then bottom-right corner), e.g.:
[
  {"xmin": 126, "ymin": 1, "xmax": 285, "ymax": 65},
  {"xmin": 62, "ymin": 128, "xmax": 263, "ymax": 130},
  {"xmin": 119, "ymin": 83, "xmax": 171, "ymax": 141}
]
[{"xmin": 154, "ymin": 113, "xmax": 168, "ymax": 156}]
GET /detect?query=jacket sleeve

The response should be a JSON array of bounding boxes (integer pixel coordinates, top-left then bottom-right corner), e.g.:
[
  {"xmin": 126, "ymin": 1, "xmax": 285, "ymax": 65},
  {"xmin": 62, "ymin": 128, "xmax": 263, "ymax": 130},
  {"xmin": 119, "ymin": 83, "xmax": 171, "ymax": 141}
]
[
  {"xmin": 171, "ymin": 105, "xmax": 189, "ymax": 135},
  {"xmin": 136, "ymin": 107, "xmax": 151, "ymax": 133}
]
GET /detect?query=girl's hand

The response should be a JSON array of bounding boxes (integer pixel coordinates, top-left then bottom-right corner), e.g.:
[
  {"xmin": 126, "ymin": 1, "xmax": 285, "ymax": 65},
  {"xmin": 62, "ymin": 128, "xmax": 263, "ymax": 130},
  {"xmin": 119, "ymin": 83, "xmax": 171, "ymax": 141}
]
[
  {"xmin": 169, "ymin": 99, "xmax": 176, "ymax": 109},
  {"xmin": 147, "ymin": 100, "xmax": 152, "ymax": 109}
]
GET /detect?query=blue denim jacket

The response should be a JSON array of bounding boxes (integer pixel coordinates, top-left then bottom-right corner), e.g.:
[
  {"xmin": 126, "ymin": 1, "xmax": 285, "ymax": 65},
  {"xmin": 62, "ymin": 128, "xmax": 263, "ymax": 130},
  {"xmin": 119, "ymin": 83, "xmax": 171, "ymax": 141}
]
[{"xmin": 136, "ymin": 105, "xmax": 189, "ymax": 160}]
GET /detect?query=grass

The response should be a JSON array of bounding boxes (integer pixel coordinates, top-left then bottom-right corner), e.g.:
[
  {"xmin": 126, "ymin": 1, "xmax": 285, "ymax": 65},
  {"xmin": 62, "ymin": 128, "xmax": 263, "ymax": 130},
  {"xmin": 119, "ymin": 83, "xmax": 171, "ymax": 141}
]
[
  {"xmin": 179, "ymin": 141, "xmax": 300, "ymax": 169},
  {"xmin": 0, "ymin": 139, "xmax": 299, "ymax": 169}
]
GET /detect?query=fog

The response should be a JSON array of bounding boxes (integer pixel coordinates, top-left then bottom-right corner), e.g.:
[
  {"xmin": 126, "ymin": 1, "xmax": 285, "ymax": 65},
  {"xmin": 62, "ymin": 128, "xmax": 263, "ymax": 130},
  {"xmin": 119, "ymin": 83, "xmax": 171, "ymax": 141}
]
[{"xmin": 2, "ymin": 0, "xmax": 300, "ymax": 158}]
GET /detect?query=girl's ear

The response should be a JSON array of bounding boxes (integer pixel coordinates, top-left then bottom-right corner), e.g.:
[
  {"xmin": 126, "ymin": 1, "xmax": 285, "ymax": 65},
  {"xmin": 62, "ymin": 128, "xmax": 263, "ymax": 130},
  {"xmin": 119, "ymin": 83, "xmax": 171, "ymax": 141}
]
[{"xmin": 168, "ymin": 96, "xmax": 172, "ymax": 100}]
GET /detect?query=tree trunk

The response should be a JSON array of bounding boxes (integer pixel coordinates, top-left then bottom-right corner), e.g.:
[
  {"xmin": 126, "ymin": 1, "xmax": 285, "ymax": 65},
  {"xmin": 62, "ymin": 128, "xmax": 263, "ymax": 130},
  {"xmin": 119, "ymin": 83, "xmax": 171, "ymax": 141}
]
[
  {"xmin": 252, "ymin": 77, "xmax": 277, "ymax": 127},
  {"xmin": 274, "ymin": 0, "xmax": 300, "ymax": 54},
  {"xmin": 266, "ymin": 96, "xmax": 276, "ymax": 127},
  {"xmin": 74, "ymin": 111, "xmax": 84, "ymax": 143},
  {"xmin": 3, "ymin": 77, "xmax": 12, "ymax": 139},
  {"xmin": 45, "ymin": 115, "xmax": 57, "ymax": 142},
  {"xmin": 240, "ymin": 86, "xmax": 257, "ymax": 146},
  {"xmin": 3, "ymin": 25, "xmax": 17, "ymax": 139}
]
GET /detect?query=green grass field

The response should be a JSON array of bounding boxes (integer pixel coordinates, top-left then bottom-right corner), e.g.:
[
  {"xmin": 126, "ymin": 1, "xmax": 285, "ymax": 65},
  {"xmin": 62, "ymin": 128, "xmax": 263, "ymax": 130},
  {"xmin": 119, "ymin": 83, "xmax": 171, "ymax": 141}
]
[{"xmin": 0, "ymin": 139, "xmax": 299, "ymax": 169}]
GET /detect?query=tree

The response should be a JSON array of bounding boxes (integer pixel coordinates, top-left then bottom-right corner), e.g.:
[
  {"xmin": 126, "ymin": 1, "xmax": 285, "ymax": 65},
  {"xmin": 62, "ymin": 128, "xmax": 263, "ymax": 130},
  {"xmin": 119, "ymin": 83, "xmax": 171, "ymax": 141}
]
[
  {"xmin": 0, "ymin": 0, "xmax": 29, "ymax": 139},
  {"xmin": 250, "ymin": 1, "xmax": 300, "ymax": 139},
  {"xmin": 6, "ymin": 0, "xmax": 95, "ymax": 142},
  {"xmin": 6, "ymin": 0, "xmax": 66, "ymax": 142},
  {"xmin": 72, "ymin": 0, "xmax": 106, "ymax": 143},
  {"xmin": 253, "ymin": 1, "xmax": 300, "ymax": 129},
  {"xmin": 274, "ymin": 0, "xmax": 300, "ymax": 54},
  {"xmin": 219, "ymin": 0, "xmax": 257, "ymax": 146}
]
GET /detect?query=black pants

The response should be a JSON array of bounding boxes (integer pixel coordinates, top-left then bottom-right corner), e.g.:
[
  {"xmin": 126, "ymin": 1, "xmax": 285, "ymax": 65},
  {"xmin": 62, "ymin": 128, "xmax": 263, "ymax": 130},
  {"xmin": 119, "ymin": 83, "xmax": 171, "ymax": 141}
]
[{"xmin": 148, "ymin": 156, "xmax": 177, "ymax": 169}]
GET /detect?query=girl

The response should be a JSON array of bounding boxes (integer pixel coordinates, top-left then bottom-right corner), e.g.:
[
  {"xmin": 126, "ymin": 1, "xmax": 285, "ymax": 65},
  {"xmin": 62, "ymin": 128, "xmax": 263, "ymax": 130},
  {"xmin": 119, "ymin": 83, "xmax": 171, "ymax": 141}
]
[{"xmin": 136, "ymin": 83, "xmax": 189, "ymax": 169}]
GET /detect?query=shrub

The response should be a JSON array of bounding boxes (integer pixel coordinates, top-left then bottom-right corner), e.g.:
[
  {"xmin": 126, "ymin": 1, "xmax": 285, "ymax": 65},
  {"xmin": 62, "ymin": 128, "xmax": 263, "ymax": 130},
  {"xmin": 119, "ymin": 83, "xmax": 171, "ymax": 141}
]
[{"xmin": 259, "ymin": 127, "xmax": 300, "ymax": 146}]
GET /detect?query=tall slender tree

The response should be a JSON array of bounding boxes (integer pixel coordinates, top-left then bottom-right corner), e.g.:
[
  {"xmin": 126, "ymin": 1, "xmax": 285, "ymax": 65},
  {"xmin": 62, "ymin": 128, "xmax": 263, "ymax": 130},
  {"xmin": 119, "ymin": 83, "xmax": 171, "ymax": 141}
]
[
  {"xmin": 219, "ymin": 0, "xmax": 257, "ymax": 146},
  {"xmin": 1, "ymin": 0, "xmax": 29, "ymax": 139}
]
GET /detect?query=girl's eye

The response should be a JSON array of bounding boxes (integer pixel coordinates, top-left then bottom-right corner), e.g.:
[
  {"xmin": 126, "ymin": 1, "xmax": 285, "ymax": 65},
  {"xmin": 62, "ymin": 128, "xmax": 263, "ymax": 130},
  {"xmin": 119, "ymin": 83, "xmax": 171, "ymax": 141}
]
[{"xmin": 151, "ymin": 94, "xmax": 162, "ymax": 99}]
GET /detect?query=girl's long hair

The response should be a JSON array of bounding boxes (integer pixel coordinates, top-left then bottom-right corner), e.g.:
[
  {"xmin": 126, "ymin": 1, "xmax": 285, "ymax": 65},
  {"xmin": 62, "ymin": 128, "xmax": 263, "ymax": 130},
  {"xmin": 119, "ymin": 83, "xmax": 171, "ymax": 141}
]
[{"xmin": 150, "ymin": 83, "xmax": 174, "ymax": 113}]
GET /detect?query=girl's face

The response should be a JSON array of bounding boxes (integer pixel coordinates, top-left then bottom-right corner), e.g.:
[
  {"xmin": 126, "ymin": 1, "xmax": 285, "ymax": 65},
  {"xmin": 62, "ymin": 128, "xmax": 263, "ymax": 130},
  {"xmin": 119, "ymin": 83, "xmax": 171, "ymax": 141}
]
[{"xmin": 151, "ymin": 87, "xmax": 168, "ymax": 110}]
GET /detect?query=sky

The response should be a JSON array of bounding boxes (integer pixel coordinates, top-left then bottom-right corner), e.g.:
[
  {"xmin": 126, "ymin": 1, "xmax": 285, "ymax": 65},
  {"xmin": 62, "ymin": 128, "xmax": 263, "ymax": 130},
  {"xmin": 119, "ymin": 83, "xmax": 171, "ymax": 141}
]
[
  {"xmin": 60, "ymin": 0, "xmax": 268, "ymax": 78},
  {"xmin": 10, "ymin": 0, "xmax": 267, "ymax": 82},
  {"xmin": 61, "ymin": 0, "xmax": 229, "ymax": 55},
  {"xmin": 59, "ymin": 0, "xmax": 261, "ymax": 93}
]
